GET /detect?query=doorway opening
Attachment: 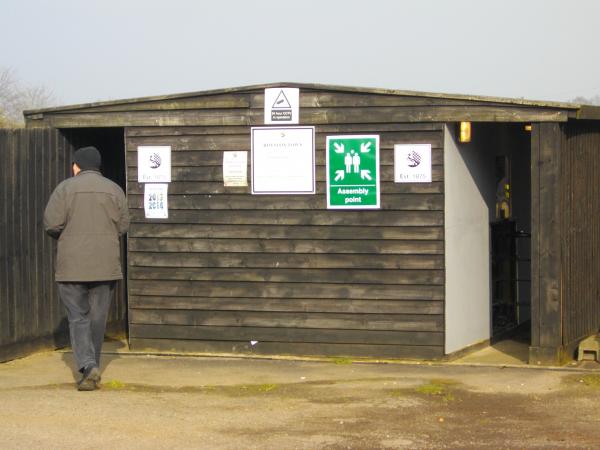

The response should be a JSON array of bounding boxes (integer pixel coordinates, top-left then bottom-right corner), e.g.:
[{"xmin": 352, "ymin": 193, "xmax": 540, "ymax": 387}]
[
  {"xmin": 60, "ymin": 127, "xmax": 128, "ymax": 341},
  {"xmin": 445, "ymin": 122, "xmax": 532, "ymax": 364}
]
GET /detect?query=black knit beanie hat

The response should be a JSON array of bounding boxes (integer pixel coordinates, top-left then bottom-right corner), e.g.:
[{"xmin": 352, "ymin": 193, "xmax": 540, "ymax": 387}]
[{"xmin": 72, "ymin": 146, "xmax": 101, "ymax": 171}]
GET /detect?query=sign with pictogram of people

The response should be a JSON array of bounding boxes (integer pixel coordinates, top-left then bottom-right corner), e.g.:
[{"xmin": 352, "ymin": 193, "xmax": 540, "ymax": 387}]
[{"xmin": 326, "ymin": 135, "xmax": 380, "ymax": 209}]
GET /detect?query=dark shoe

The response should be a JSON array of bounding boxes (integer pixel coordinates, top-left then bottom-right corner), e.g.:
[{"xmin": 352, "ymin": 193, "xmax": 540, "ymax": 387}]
[{"xmin": 77, "ymin": 366, "xmax": 101, "ymax": 391}]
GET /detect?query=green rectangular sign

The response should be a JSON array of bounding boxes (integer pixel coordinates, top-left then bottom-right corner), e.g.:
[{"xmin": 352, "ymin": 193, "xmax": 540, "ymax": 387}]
[{"xmin": 326, "ymin": 135, "xmax": 380, "ymax": 209}]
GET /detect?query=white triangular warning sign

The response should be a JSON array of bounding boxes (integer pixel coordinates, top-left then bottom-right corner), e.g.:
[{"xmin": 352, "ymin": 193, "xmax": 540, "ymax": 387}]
[
  {"xmin": 264, "ymin": 87, "xmax": 299, "ymax": 124},
  {"xmin": 272, "ymin": 90, "xmax": 292, "ymax": 109}
]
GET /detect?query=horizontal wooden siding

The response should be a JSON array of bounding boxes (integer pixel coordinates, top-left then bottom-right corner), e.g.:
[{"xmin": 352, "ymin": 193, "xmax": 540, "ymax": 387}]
[{"xmin": 126, "ymin": 89, "xmax": 445, "ymax": 359}]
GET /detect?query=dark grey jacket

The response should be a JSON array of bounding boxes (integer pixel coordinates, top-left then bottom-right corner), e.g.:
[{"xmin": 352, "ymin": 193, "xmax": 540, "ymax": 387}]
[{"xmin": 44, "ymin": 170, "xmax": 129, "ymax": 282}]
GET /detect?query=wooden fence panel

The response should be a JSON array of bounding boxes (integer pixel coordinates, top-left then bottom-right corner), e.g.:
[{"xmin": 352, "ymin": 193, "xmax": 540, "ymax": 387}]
[
  {"xmin": 0, "ymin": 128, "xmax": 70, "ymax": 361},
  {"xmin": 562, "ymin": 121, "xmax": 600, "ymax": 346},
  {"xmin": 0, "ymin": 127, "xmax": 127, "ymax": 362}
]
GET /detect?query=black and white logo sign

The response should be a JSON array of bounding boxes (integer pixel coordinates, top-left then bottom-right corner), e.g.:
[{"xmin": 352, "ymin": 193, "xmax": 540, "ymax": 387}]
[
  {"xmin": 407, "ymin": 150, "xmax": 421, "ymax": 168},
  {"xmin": 149, "ymin": 152, "xmax": 162, "ymax": 169},
  {"xmin": 394, "ymin": 144, "xmax": 432, "ymax": 183},
  {"xmin": 137, "ymin": 146, "xmax": 171, "ymax": 183}
]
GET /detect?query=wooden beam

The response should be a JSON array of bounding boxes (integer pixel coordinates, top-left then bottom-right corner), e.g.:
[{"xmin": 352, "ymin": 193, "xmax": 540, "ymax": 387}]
[
  {"xmin": 529, "ymin": 122, "xmax": 565, "ymax": 365},
  {"xmin": 28, "ymin": 105, "xmax": 570, "ymax": 129}
]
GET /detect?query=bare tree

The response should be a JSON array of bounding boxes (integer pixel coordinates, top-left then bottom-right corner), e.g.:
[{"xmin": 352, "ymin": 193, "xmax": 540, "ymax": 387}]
[
  {"xmin": 0, "ymin": 67, "xmax": 56, "ymax": 127},
  {"xmin": 571, "ymin": 95, "xmax": 600, "ymax": 106}
]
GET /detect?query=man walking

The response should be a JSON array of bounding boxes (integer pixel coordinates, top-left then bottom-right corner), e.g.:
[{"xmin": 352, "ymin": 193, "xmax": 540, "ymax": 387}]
[{"xmin": 44, "ymin": 146, "xmax": 129, "ymax": 391}]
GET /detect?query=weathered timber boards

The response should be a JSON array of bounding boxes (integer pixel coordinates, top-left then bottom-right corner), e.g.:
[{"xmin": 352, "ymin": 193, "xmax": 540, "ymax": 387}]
[
  {"xmin": 63, "ymin": 93, "xmax": 252, "ymax": 113},
  {"xmin": 127, "ymin": 238, "xmax": 443, "ymax": 254},
  {"xmin": 129, "ymin": 338, "xmax": 444, "ymax": 359},
  {"xmin": 130, "ymin": 324, "xmax": 444, "ymax": 346},
  {"xmin": 126, "ymin": 118, "xmax": 446, "ymax": 358},
  {"xmin": 128, "ymin": 280, "xmax": 444, "ymax": 301},
  {"xmin": 126, "ymin": 123, "xmax": 444, "ymax": 137},
  {"xmin": 562, "ymin": 122, "xmax": 600, "ymax": 344},
  {"xmin": 128, "ymin": 267, "xmax": 444, "ymax": 285},
  {"xmin": 127, "ymin": 193, "xmax": 444, "ymax": 211},
  {"xmin": 127, "ymin": 209, "xmax": 444, "ymax": 226},
  {"xmin": 0, "ymin": 129, "xmax": 71, "ymax": 360},
  {"xmin": 127, "ymin": 181, "xmax": 445, "ymax": 195},
  {"xmin": 128, "ymin": 253, "xmax": 444, "ymax": 270},
  {"xmin": 129, "ymin": 224, "xmax": 444, "ymax": 240},
  {"xmin": 130, "ymin": 309, "xmax": 443, "ymax": 332},
  {"xmin": 250, "ymin": 92, "xmax": 530, "ymax": 109},
  {"xmin": 33, "ymin": 92, "xmax": 543, "ymax": 115},
  {"xmin": 35, "ymin": 105, "xmax": 568, "ymax": 128},
  {"xmin": 129, "ymin": 296, "xmax": 444, "ymax": 314},
  {"xmin": 124, "ymin": 131, "xmax": 444, "ymax": 152},
  {"xmin": 530, "ymin": 123, "xmax": 563, "ymax": 352}
]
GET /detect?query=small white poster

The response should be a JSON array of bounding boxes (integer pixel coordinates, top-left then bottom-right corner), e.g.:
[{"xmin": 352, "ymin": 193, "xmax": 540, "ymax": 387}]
[
  {"xmin": 223, "ymin": 151, "xmax": 248, "ymax": 187},
  {"xmin": 264, "ymin": 88, "xmax": 300, "ymax": 124},
  {"xmin": 138, "ymin": 146, "xmax": 171, "ymax": 183},
  {"xmin": 144, "ymin": 183, "xmax": 169, "ymax": 219},
  {"xmin": 394, "ymin": 144, "xmax": 432, "ymax": 183},
  {"xmin": 251, "ymin": 126, "xmax": 315, "ymax": 194}
]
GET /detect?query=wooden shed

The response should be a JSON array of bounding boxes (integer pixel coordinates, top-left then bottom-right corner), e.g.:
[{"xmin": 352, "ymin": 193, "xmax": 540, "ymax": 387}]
[{"xmin": 6, "ymin": 82, "xmax": 600, "ymax": 365}]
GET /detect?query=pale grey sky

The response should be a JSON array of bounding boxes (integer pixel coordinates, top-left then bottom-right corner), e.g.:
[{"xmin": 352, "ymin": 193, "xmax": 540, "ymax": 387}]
[{"xmin": 2, "ymin": 0, "xmax": 599, "ymax": 106}]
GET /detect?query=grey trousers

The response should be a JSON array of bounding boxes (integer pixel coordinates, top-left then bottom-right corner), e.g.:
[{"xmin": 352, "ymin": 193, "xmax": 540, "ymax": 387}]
[{"xmin": 58, "ymin": 281, "xmax": 115, "ymax": 372}]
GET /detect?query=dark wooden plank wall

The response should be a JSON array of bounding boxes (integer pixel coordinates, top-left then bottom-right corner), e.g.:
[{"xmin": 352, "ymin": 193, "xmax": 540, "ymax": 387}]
[
  {"xmin": 126, "ymin": 89, "xmax": 446, "ymax": 359},
  {"xmin": 562, "ymin": 121, "xmax": 600, "ymax": 346},
  {"xmin": 0, "ymin": 128, "xmax": 127, "ymax": 362},
  {"xmin": 0, "ymin": 128, "xmax": 71, "ymax": 361}
]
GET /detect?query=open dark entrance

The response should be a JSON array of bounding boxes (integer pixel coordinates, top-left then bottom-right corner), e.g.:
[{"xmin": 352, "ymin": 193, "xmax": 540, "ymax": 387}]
[
  {"xmin": 489, "ymin": 124, "xmax": 532, "ymax": 348},
  {"xmin": 453, "ymin": 122, "xmax": 534, "ymax": 367},
  {"xmin": 445, "ymin": 122, "xmax": 533, "ymax": 364},
  {"xmin": 61, "ymin": 127, "xmax": 128, "ymax": 338}
]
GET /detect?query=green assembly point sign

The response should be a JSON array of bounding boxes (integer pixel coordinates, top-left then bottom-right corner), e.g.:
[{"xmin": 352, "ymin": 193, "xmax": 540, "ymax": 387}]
[{"xmin": 326, "ymin": 135, "xmax": 380, "ymax": 209}]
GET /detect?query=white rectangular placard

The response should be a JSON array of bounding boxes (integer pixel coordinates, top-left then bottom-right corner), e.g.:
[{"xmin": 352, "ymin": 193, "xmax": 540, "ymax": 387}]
[
  {"xmin": 264, "ymin": 88, "xmax": 299, "ymax": 124},
  {"xmin": 138, "ymin": 146, "xmax": 171, "ymax": 183},
  {"xmin": 394, "ymin": 144, "xmax": 432, "ymax": 183},
  {"xmin": 223, "ymin": 151, "xmax": 248, "ymax": 187},
  {"xmin": 144, "ymin": 183, "xmax": 169, "ymax": 219},
  {"xmin": 251, "ymin": 126, "xmax": 315, "ymax": 194}
]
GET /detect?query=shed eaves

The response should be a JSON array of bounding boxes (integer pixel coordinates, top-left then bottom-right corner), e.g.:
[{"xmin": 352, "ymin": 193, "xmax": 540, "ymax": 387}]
[{"xmin": 24, "ymin": 82, "xmax": 586, "ymax": 116}]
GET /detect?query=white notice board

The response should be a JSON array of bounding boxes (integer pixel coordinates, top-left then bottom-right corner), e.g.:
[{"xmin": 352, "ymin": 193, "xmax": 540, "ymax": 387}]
[
  {"xmin": 223, "ymin": 151, "xmax": 248, "ymax": 187},
  {"xmin": 251, "ymin": 126, "xmax": 315, "ymax": 194},
  {"xmin": 144, "ymin": 183, "xmax": 169, "ymax": 219}
]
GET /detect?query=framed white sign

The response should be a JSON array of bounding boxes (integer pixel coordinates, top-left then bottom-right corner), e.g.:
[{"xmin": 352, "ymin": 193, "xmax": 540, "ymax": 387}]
[
  {"xmin": 144, "ymin": 183, "xmax": 169, "ymax": 219},
  {"xmin": 264, "ymin": 88, "xmax": 300, "ymax": 124},
  {"xmin": 394, "ymin": 144, "xmax": 432, "ymax": 183},
  {"xmin": 251, "ymin": 126, "xmax": 315, "ymax": 194},
  {"xmin": 138, "ymin": 146, "xmax": 171, "ymax": 183},
  {"xmin": 223, "ymin": 151, "xmax": 248, "ymax": 187}
]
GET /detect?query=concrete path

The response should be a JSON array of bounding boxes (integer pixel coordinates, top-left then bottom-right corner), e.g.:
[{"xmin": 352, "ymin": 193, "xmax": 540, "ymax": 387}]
[{"xmin": 1, "ymin": 347, "xmax": 600, "ymax": 449}]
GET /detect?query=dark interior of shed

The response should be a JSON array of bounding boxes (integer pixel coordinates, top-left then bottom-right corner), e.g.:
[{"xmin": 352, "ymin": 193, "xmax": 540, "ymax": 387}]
[
  {"xmin": 61, "ymin": 127, "xmax": 126, "ymax": 189},
  {"xmin": 60, "ymin": 127, "xmax": 128, "ymax": 338},
  {"xmin": 476, "ymin": 122, "xmax": 532, "ymax": 354},
  {"xmin": 448, "ymin": 122, "xmax": 532, "ymax": 363}
]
